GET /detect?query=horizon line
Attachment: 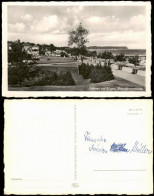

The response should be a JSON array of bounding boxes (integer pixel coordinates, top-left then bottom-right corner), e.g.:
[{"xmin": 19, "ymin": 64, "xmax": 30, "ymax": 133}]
[{"xmin": 7, "ymin": 40, "xmax": 146, "ymax": 50}]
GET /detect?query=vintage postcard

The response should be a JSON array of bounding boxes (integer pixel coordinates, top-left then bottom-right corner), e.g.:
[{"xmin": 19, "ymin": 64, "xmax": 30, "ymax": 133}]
[
  {"xmin": 4, "ymin": 99, "xmax": 153, "ymax": 194},
  {"xmin": 2, "ymin": 1, "xmax": 151, "ymax": 97}
]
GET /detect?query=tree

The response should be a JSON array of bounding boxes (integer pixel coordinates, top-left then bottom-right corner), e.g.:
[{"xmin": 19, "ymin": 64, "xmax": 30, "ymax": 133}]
[
  {"xmin": 90, "ymin": 64, "xmax": 114, "ymax": 83},
  {"xmin": 128, "ymin": 55, "xmax": 140, "ymax": 66},
  {"xmin": 87, "ymin": 51, "xmax": 97, "ymax": 58},
  {"xmin": 60, "ymin": 51, "xmax": 68, "ymax": 57},
  {"xmin": 101, "ymin": 51, "xmax": 113, "ymax": 59},
  {"xmin": 78, "ymin": 62, "xmax": 114, "ymax": 82},
  {"xmin": 38, "ymin": 44, "xmax": 45, "ymax": 55},
  {"xmin": 8, "ymin": 39, "xmax": 31, "ymax": 63},
  {"xmin": 8, "ymin": 40, "xmax": 40, "ymax": 87},
  {"xmin": 114, "ymin": 53, "xmax": 126, "ymax": 62},
  {"xmin": 49, "ymin": 44, "xmax": 56, "ymax": 52},
  {"xmin": 68, "ymin": 23, "xmax": 89, "ymax": 61},
  {"xmin": 78, "ymin": 63, "xmax": 93, "ymax": 79}
]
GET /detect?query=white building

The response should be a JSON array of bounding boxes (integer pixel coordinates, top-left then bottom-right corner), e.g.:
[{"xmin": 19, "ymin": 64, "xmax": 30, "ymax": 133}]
[
  {"xmin": 23, "ymin": 43, "xmax": 39, "ymax": 57},
  {"xmin": 52, "ymin": 49, "xmax": 68, "ymax": 57},
  {"xmin": 31, "ymin": 45, "xmax": 39, "ymax": 55},
  {"xmin": 54, "ymin": 49, "xmax": 62, "ymax": 56},
  {"xmin": 23, "ymin": 43, "xmax": 32, "ymax": 54},
  {"xmin": 45, "ymin": 48, "xmax": 52, "ymax": 56}
]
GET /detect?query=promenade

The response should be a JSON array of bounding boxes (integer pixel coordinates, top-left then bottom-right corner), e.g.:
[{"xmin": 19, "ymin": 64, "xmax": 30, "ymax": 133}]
[{"xmin": 112, "ymin": 68, "xmax": 145, "ymax": 87}]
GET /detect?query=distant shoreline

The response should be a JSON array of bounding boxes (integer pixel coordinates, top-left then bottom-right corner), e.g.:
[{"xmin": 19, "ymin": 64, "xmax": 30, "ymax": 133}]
[
  {"xmin": 88, "ymin": 48, "xmax": 146, "ymax": 56},
  {"xmin": 88, "ymin": 46, "xmax": 128, "ymax": 50}
]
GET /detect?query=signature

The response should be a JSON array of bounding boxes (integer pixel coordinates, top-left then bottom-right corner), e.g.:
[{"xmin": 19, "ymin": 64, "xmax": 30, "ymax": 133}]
[
  {"xmin": 110, "ymin": 142, "xmax": 128, "ymax": 152},
  {"xmin": 89, "ymin": 143, "xmax": 107, "ymax": 153},
  {"xmin": 129, "ymin": 141, "xmax": 152, "ymax": 154},
  {"xmin": 84, "ymin": 131, "xmax": 107, "ymax": 143},
  {"xmin": 84, "ymin": 132, "xmax": 152, "ymax": 154}
]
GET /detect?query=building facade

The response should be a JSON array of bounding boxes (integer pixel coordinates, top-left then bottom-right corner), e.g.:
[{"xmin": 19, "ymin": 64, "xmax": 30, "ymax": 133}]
[{"xmin": 23, "ymin": 43, "xmax": 39, "ymax": 57}]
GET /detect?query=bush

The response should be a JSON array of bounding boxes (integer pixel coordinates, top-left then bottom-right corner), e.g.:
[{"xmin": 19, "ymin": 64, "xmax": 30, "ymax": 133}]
[
  {"xmin": 97, "ymin": 51, "xmax": 113, "ymax": 59},
  {"xmin": 78, "ymin": 63, "xmax": 114, "ymax": 83},
  {"xmin": 78, "ymin": 63, "xmax": 94, "ymax": 79},
  {"xmin": 114, "ymin": 53, "xmax": 126, "ymax": 62},
  {"xmin": 89, "ymin": 69, "xmax": 104, "ymax": 83},
  {"xmin": 34, "ymin": 71, "xmax": 75, "ymax": 86},
  {"xmin": 8, "ymin": 62, "xmax": 40, "ymax": 86},
  {"xmin": 86, "ymin": 51, "xmax": 97, "ymax": 57},
  {"xmin": 8, "ymin": 40, "xmax": 40, "ymax": 87},
  {"xmin": 60, "ymin": 51, "xmax": 69, "ymax": 57},
  {"xmin": 39, "ymin": 50, "xmax": 45, "ymax": 55},
  {"xmin": 90, "ymin": 65, "xmax": 114, "ymax": 83},
  {"xmin": 34, "ymin": 71, "xmax": 58, "ymax": 86},
  {"xmin": 128, "ymin": 55, "xmax": 140, "ymax": 66},
  {"xmin": 58, "ymin": 71, "xmax": 75, "ymax": 85},
  {"xmin": 8, "ymin": 68, "xmax": 19, "ymax": 85}
]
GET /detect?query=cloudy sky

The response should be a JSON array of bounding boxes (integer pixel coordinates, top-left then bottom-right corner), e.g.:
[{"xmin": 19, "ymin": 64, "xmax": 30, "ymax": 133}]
[{"xmin": 8, "ymin": 5, "xmax": 146, "ymax": 49}]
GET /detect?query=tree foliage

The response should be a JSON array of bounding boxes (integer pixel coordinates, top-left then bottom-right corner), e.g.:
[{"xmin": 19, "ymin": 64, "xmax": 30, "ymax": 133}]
[
  {"xmin": 8, "ymin": 40, "xmax": 40, "ymax": 86},
  {"xmin": 68, "ymin": 23, "xmax": 89, "ymax": 57},
  {"xmin": 78, "ymin": 63, "xmax": 94, "ymax": 79},
  {"xmin": 86, "ymin": 51, "xmax": 97, "ymax": 57},
  {"xmin": 8, "ymin": 40, "xmax": 32, "ymax": 63},
  {"xmin": 34, "ymin": 71, "xmax": 75, "ymax": 86},
  {"xmin": 78, "ymin": 63, "xmax": 114, "ymax": 83},
  {"xmin": 38, "ymin": 43, "xmax": 56, "ymax": 55},
  {"xmin": 90, "ymin": 64, "xmax": 114, "ymax": 83},
  {"xmin": 128, "ymin": 55, "xmax": 140, "ymax": 66},
  {"xmin": 114, "ymin": 53, "xmax": 126, "ymax": 62},
  {"xmin": 60, "ymin": 51, "xmax": 69, "ymax": 57},
  {"xmin": 97, "ymin": 51, "xmax": 113, "ymax": 59}
]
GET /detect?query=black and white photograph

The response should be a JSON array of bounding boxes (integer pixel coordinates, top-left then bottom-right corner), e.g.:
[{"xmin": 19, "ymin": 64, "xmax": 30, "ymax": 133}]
[
  {"xmin": 2, "ymin": 2, "xmax": 153, "ymax": 195},
  {"xmin": 2, "ymin": 1, "xmax": 151, "ymax": 97}
]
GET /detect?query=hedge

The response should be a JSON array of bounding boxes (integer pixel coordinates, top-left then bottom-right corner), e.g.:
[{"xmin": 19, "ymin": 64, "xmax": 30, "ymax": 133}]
[
  {"xmin": 34, "ymin": 71, "xmax": 75, "ymax": 86},
  {"xmin": 78, "ymin": 63, "xmax": 114, "ymax": 83}
]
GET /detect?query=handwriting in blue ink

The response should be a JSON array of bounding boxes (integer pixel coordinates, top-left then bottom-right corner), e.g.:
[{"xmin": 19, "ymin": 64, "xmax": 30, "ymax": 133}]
[
  {"xmin": 89, "ymin": 144, "xmax": 107, "ymax": 153},
  {"xmin": 110, "ymin": 142, "xmax": 128, "ymax": 152},
  {"xmin": 84, "ymin": 132, "xmax": 152, "ymax": 154},
  {"xmin": 84, "ymin": 131, "xmax": 106, "ymax": 143},
  {"xmin": 129, "ymin": 141, "xmax": 152, "ymax": 154}
]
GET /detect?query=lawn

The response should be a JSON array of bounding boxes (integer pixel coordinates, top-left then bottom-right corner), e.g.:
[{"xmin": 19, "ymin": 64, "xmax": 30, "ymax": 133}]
[
  {"xmin": 8, "ymin": 56, "xmax": 145, "ymax": 91},
  {"xmin": 36, "ymin": 56, "xmax": 77, "ymax": 64},
  {"xmin": 9, "ymin": 66, "xmax": 145, "ymax": 92}
]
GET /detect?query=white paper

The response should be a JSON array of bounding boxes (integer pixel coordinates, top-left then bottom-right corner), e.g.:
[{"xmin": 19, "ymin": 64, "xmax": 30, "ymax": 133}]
[{"xmin": 4, "ymin": 99, "xmax": 153, "ymax": 194}]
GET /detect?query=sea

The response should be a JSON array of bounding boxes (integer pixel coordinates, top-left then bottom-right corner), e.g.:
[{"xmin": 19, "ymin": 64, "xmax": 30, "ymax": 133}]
[{"xmin": 88, "ymin": 49, "xmax": 146, "ymax": 56}]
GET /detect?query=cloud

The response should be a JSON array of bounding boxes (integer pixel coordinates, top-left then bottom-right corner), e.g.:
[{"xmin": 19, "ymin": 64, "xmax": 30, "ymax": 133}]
[
  {"xmin": 7, "ymin": 6, "xmax": 146, "ymax": 48},
  {"xmin": 84, "ymin": 14, "xmax": 146, "ymax": 33},
  {"xmin": 104, "ymin": 30, "xmax": 145, "ymax": 43},
  {"xmin": 84, "ymin": 16, "xmax": 120, "ymax": 33},
  {"xmin": 129, "ymin": 14, "xmax": 146, "ymax": 30},
  {"xmin": 66, "ymin": 6, "xmax": 83, "ymax": 15},
  {"xmin": 21, "ymin": 14, "xmax": 33, "ymax": 22},
  {"xmin": 29, "ymin": 14, "xmax": 80, "ymax": 34},
  {"xmin": 88, "ymin": 16, "xmax": 101, "ymax": 23},
  {"xmin": 8, "ymin": 22, "xmax": 25, "ymax": 33},
  {"xmin": 88, "ymin": 30, "xmax": 146, "ymax": 48},
  {"xmin": 30, "ymin": 15, "xmax": 59, "ymax": 33},
  {"xmin": 8, "ymin": 32, "xmax": 68, "ymax": 46}
]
